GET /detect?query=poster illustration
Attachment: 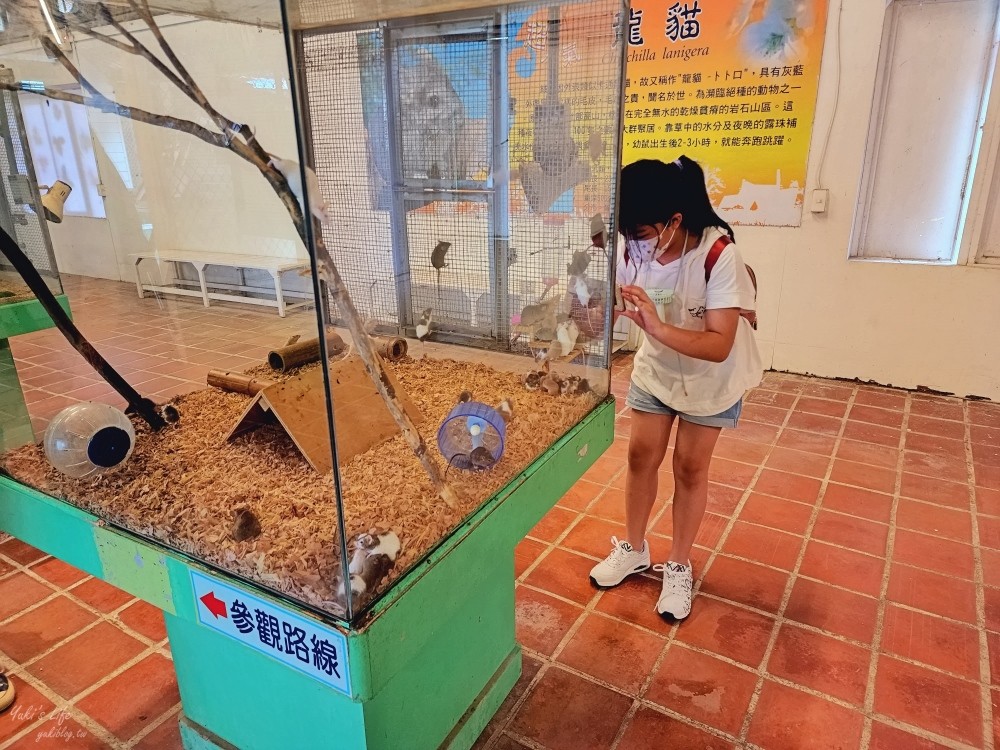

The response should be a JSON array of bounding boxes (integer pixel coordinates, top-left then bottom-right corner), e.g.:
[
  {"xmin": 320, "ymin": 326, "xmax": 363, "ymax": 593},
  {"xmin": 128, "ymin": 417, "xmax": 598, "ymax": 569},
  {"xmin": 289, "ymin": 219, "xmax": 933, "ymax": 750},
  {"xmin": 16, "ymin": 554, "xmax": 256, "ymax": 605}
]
[
  {"xmin": 506, "ymin": 6, "xmax": 620, "ymax": 218},
  {"xmin": 622, "ymin": 0, "xmax": 829, "ymax": 226},
  {"xmin": 357, "ymin": 9, "xmax": 620, "ymax": 219}
]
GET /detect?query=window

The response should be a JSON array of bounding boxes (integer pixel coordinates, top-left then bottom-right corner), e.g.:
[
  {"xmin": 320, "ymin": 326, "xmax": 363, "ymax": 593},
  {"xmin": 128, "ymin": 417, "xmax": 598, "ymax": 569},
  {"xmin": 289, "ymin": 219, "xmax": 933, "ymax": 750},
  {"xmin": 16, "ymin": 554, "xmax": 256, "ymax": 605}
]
[
  {"xmin": 965, "ymin": 34, "xmax": 1000, "ymax": 266},
  {"xmin": 852, "ymin": 0, "xmax": 999, "ymax": 263},
  {"xmin": 20, "ymin": 93, "xmax": 106, "ymax": 219}
]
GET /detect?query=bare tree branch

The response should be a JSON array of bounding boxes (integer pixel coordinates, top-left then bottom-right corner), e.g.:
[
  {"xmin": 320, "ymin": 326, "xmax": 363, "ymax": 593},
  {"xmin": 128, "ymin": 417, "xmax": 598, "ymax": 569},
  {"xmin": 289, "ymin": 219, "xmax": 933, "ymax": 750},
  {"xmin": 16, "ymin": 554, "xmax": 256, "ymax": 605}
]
[
  {"xmin": 74, "ymin": 3, "xmax": 268, "ymax": 166},
  {"xmin": 0, "ymin": 79, "xmax": 229, "ymax": 149},
  {"xmin": 130, "ymin": 0, "xmax": 198, "ymax": 92},
  {"xmin": 121, "ymin": 0, "xmax": 245, "ymax": 142},
  {"xmin": 35, "ymin": 35, "xmax": 266, "ymax": 179},
  {"xmin": 6, "ymin": 5, "xmax": 458, "ymax": 505},
  {"xmin": 38, "ymin": 36, "xmax": 101, "ymax": 97},
  {"xmin": 83, "ymin": 4, "xmax": 193, "ymax": 96},
  {"xmin": 53, "ymin": 2, "xmax": 236, "ymax": 143},
  {"xmin": 123, "ymin": 2, "xmax": 277, "ymax": 168}
]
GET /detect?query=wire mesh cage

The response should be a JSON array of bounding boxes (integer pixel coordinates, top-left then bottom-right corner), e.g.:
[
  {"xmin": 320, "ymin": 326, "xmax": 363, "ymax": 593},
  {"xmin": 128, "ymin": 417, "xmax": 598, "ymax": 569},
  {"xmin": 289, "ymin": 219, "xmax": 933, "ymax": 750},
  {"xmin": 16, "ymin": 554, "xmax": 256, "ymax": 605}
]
[
  {"xmin": 0, "ymin": 69, "xmax": 62, "ymax": 294},
  {"xmin": 294, "ymin": 0, "xmax": 625, "ymax": 362},
  {"xmin": 299, "ymin": 28, "xmax": 399, "ymax": 326}
]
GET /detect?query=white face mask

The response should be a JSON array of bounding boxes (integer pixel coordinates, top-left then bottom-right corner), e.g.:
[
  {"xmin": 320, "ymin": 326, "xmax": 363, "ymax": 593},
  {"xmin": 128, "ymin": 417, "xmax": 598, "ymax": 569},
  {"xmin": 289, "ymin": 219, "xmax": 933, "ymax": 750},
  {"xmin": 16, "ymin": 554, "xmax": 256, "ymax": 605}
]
[{"xmin": 629, "ymin": 224, "xmax": 675, "ymax": 265}]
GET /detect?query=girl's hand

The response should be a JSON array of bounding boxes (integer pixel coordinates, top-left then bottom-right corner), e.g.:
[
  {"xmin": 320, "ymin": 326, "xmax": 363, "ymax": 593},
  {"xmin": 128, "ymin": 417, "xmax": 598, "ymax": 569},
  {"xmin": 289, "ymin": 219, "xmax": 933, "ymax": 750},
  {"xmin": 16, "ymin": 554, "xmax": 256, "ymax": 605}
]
[{"xmin": 620, "ymin": 286, "xmax": 662, "ymax": 333}]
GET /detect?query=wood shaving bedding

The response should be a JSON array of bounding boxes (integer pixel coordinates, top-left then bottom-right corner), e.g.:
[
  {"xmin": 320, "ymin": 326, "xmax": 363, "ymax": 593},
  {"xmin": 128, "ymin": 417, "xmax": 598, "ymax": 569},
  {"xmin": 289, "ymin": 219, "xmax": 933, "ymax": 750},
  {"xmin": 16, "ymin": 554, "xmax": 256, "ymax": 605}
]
[
  {"xmin": 0, "ymin": 279, "xmax": 35, "ymax": 305},
  {"xmin": 1, "ymin": 355, "xmax": 599, "ymax": 619}
]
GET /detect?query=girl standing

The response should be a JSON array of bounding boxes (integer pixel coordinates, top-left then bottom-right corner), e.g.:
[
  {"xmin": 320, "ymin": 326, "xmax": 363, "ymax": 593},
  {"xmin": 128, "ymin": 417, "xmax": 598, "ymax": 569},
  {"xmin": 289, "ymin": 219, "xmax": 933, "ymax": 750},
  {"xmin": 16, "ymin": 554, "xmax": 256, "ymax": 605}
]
[{"xmin": 589, "ymin": 156, "xmax": 763, "ymax": 620}]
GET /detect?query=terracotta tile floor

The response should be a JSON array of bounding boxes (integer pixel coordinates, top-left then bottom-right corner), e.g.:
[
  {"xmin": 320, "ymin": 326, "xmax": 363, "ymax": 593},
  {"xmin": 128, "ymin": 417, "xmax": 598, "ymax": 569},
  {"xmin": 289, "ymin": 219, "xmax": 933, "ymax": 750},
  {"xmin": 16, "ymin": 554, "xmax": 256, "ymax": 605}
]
[{"xmin": 2, "ymin": 276, "xmax": 1000, "ymax": 749}]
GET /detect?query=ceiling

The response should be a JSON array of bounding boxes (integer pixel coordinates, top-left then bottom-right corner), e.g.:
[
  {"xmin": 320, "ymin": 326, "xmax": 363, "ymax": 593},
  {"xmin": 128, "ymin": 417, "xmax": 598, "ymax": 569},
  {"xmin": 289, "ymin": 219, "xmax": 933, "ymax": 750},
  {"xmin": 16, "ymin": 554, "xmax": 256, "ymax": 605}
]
[{"xmin": 1, "ymin": 0, "xmax": 520, "ymax": 44}]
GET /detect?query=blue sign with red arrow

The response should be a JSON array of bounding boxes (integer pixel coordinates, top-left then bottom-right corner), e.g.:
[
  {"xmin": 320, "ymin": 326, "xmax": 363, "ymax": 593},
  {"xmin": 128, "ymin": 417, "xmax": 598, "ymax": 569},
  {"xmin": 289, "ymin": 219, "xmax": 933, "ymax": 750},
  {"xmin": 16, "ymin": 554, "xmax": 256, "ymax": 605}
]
[{"xmin": 190, "ymin": 570, "xmax": 350, "ymax": 696}]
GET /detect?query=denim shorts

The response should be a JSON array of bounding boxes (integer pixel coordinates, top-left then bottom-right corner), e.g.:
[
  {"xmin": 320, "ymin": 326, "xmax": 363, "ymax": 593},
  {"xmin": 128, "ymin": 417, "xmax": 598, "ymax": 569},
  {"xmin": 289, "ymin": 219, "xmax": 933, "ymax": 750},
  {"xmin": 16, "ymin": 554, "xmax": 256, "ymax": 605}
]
[{"xmin": 626, "ymin": 383, "xmax": 743, "ymax": 429}]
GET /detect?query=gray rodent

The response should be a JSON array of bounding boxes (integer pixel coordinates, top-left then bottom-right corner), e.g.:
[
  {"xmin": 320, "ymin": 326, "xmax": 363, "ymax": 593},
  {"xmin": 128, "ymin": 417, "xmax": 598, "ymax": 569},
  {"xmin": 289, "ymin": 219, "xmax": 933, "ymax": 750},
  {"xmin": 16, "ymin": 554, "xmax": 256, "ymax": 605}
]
[{"xmin": 432, "ymin": 241, "xmax": 450, "ymax": 303}]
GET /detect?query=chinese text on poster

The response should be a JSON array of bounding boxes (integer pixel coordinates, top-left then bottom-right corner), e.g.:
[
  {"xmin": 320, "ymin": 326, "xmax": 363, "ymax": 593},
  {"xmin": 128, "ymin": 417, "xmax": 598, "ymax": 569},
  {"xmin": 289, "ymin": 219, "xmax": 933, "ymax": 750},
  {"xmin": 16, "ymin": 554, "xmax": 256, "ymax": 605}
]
[{"xmin": 621, "ymin": 0, "xmax": 829, "ymax": 226}]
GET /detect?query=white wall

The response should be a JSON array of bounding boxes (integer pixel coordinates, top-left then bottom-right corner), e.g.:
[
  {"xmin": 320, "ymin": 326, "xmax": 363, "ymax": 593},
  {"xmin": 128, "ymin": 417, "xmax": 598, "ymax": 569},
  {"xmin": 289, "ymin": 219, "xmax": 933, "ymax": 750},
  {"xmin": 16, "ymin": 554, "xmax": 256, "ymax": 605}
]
[
  {"xmin": 737, "ymin": 0, "xmax": 1000, "ymax": 400},
  {"xmin": 72, "ymin": 17, "xmax": 306, "ymax": 285},
  {"xmin": 47, "ymin": 217, "xmax": 117, "ymax": 279}
]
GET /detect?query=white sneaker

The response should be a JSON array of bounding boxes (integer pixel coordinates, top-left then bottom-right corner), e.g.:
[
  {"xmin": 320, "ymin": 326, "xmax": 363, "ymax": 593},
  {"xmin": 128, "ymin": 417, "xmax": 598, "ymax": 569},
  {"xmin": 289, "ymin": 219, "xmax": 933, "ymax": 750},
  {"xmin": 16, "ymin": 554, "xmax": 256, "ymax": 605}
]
[
  {"xmin": 653, "ymin": 561, "xmax": 693, "ymax": 620},
  {"xmin": 589, "ymin": 537, "xmax": 651, "ymax": 588}
]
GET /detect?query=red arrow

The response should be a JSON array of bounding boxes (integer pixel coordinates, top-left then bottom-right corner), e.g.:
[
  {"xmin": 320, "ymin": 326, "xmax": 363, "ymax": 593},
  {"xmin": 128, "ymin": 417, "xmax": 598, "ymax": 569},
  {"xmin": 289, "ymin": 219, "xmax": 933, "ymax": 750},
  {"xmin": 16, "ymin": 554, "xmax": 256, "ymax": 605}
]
[{"xmin": 200, "ymin": 591, "xmax": 227, "ymax": 619}]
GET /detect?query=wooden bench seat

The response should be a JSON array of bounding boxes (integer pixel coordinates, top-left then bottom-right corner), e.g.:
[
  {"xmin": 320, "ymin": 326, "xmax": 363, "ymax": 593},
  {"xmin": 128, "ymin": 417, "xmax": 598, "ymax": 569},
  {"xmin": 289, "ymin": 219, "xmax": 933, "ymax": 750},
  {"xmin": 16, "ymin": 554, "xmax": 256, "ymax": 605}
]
[{"xmin": 131, "ymin": 250, "xmax": 311, "ymax": 317}]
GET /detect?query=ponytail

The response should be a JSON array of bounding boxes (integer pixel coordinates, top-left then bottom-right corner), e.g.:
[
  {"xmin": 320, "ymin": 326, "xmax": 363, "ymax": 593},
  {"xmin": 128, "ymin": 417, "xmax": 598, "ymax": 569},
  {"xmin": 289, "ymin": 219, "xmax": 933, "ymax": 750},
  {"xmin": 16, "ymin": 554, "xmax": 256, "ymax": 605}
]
[{"xmin": 674, "ymin": 155, "xmax": 735, "ymax": 242}]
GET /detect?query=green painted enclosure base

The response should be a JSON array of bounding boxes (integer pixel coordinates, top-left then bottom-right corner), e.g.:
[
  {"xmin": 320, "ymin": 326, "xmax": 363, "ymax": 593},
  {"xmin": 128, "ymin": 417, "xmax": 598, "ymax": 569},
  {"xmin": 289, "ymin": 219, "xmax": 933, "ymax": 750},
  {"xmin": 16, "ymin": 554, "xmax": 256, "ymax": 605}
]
[
  {"xmin": 0, "ymin": 398, "xmax": 615, "ymax": 750},
  {"xmin": 179, "ymin": 718, "xmax": 240, "ymax": 750},
  {"xmin": 175, "ymin": 647, "xmax": 522, "ymax": 750},
  {"xmin": 440, "ymin": 648, "xmax": 522, "ymax": 750},
  {"xmin": 0, "ymin": 294, "xmax": 70, "ymax": 338}
]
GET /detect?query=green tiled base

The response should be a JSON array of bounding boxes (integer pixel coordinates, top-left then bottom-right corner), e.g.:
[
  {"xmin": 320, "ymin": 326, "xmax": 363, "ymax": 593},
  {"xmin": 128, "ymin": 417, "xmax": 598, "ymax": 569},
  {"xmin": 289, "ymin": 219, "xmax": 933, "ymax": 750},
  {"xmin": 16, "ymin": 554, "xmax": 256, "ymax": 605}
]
[
  {"xmin": 0, "ymin": 293, "xmax": 72, "ymax": 451},
  {"xmin": 0, "ymin": 338, "xmax": 33, "ymax": 452},
  {"xmin": 0, "ymin": 294, "xmax": 70, "ymax": 339}
]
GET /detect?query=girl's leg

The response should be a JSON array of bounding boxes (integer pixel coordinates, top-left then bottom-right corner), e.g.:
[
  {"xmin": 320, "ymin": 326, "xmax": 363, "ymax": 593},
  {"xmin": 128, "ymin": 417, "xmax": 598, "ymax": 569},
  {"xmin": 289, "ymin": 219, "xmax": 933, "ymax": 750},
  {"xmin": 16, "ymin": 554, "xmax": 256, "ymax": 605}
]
[
  {"xmin": 668, "ymin": 418, "xmax": 723, "ymax": 564},
  {"xmin": 625, "ymin": 409, "xmax": 675, "ymax": 550}
]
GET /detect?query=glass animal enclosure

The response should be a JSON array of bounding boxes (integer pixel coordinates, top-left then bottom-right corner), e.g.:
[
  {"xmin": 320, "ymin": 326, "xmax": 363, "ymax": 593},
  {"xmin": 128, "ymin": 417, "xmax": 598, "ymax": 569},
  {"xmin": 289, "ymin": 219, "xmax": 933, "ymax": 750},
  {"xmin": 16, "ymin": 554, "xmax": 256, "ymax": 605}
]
[{"xmin": 0, "ymin": 0, "xmax": 626, "ymax": 623}]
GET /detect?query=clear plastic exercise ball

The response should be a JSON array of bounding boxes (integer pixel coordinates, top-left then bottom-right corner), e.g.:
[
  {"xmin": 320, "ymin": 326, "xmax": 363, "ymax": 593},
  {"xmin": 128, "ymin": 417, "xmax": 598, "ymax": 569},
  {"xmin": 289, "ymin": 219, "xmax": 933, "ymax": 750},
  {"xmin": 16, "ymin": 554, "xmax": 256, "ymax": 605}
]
[{"xmin": 43, "ymin": 403, "xmax": 136, "ymax": 479}]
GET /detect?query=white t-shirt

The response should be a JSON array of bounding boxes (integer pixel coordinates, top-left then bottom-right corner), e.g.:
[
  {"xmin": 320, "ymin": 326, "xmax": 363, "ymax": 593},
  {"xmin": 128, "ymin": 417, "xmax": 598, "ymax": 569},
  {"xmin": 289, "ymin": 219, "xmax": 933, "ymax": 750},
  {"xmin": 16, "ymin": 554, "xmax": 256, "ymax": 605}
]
[{"xmin": 617, "ymin": 226, "xmax": 763, "ymax": 416}]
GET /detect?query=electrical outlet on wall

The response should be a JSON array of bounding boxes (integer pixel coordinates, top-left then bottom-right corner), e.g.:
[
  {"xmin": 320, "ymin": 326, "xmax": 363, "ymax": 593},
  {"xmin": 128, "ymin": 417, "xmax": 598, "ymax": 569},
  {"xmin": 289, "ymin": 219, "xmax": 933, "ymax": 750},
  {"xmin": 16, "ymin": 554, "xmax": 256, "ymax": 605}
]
[{"xmin": 810, "ymin": 189, "xmax": 829, "ymax": 213}]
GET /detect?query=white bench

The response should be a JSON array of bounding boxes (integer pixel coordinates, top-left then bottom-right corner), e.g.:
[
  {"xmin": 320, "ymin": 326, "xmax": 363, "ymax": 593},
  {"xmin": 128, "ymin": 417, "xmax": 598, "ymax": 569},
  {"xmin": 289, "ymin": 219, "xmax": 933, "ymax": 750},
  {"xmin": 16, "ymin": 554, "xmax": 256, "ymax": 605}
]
[{"xmin": 131, "ymin": 251, "xmax": 312, "ymax": 317}]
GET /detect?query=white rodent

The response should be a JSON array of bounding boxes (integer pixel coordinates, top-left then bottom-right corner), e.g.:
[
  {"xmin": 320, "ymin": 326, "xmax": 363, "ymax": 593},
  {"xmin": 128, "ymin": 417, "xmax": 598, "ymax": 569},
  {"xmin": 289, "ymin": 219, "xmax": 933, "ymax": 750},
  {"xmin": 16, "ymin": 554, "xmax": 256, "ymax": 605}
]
[{"xmin": 268, "ymin": 155, "xmax": 331, "ymax": 224}]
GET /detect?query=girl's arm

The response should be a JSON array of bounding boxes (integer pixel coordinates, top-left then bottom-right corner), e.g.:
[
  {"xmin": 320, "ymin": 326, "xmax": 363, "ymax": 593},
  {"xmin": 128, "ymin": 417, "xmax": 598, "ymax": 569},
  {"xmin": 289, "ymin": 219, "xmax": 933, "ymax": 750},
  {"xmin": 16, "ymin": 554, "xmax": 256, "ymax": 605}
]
[{"xmin": 620, "ymin": 285, "xmax": 740, "ymax": 363}]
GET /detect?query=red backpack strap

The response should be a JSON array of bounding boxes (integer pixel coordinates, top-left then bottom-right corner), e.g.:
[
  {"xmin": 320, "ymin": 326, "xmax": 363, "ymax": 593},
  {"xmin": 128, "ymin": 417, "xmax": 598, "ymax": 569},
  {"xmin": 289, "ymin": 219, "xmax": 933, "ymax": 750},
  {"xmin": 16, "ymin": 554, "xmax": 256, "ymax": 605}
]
[
  {"xmin": 704, "ymin": 235, "xmax": 758, "ymax": 329},
  {"xmin": 704, "ymin": 235, "xmax": 733, "ymax": 282}
]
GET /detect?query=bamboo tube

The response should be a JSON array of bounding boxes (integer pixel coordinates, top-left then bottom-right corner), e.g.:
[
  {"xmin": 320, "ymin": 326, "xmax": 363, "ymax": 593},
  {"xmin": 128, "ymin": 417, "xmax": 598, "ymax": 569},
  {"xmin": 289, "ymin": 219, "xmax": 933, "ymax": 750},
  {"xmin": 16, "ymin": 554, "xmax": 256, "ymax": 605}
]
[
  {"xmin": 374, "ymin": 336, "xmax": 407, "ymax": 362},
  {"xmin": 207, "ymin": 370, "xmax": 276, "ymax": 396},
  {"xmin": 267, "ymin": 332, "xmax": 346, "ymax": 373}
]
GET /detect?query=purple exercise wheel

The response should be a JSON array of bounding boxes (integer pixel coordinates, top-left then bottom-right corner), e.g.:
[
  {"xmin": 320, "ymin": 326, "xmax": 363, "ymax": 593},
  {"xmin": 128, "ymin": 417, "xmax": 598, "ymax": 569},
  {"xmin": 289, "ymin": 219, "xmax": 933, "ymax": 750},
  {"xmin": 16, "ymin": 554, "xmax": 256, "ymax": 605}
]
[{"xmin": 437, "ymin": 401, "xmax": 506, "ymax": 469}]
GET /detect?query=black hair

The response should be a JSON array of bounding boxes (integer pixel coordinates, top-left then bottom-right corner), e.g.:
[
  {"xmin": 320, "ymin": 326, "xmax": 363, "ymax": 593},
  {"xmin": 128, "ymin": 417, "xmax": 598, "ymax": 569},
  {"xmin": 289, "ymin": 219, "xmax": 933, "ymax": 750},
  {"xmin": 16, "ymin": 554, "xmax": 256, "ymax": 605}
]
[{"xmin": 617, "ymin": 156, "xmax": 735, "ymax": 242}]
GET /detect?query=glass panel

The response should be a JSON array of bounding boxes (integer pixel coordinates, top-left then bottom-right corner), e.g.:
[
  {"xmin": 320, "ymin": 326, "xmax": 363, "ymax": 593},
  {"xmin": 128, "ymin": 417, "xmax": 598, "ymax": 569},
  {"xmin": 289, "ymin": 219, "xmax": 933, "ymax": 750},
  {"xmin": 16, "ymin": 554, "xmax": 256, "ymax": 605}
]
[
  {"xmin": 292, "ymin": 0, "xmax": 624, "ymax": 617},
  {"xmin": 298, "ymin": 27, "xmax": 398, "ymax": 328},
  {"xmin": 0, "ymin": 0, "xmax": 623, "ymax": 625},
  {"xmin": 0, "ymin": 2, "xmax": 351, "ymax": 619}
]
